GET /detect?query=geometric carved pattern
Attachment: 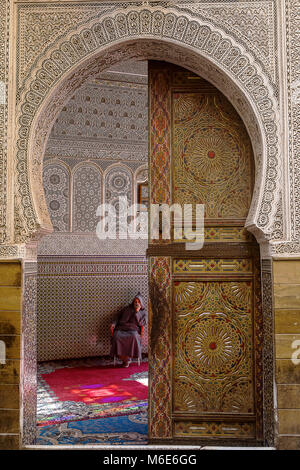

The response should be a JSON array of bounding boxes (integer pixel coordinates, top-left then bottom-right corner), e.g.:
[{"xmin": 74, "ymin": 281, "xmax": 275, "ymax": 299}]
[
  {"xmin": 149, "ymin": 256, "xmax": 172, "ymax": 439},
  {"xmin": 261, "ymin": 259, "xmax": 275, "ymax": 445},
  {"xmin": 37, "ymin": 235, "xmax": 148, "ymax": 256},
  {"xmin": 149, "ymin": 65, "xmax": 171, "ymax": 207},
  {"xmin": 46, "ymin": 79, "xmax": 148, "ymax": 162},
  {"xmin": 174, "ymin": 420, "xmax": 256, "ymax": 439},
  {"xmin": 173, "ymin": 258, "xmax": 252, "ymax": 274},
  {"xmin": 17, "ymin": 6, "xmax": 111, "ymax": 90},
  {"xmin": 23, "ymin": 265, "xmax": 37, "ymax": 445},
  {"xmin": 187, "ymin": 1, "xmax": 276, "ymax": 82},
  {"xmin": 104, "ymin": 166, "xmax": 132, "ymax": 224},
  {"xmin": 16, "ymin": 7, "xmax": 280, "ymax": 243},
  {"xmin": 174, "ymin": 226, "xmax": 254, "ymax": 243},
  {"xmin": 173, "ymin": 90, "xmax": 253, "ymax": 219},
  {"xmin": 136, "ymin": 166, "xmax": 148, "ymax": 183},
  {"xmin": 72, "ymin": 164, "xmax": 102, "ymax": 232},
  {"xmin": 173, "ymin": 281, "xmax": 254, "ymax": 415},
  {"xmin": 43, "ymin": 159, "xmax": 142, "ymax": 234},
  {"xmin": 43, "ymin": 163, "xmax": 70, "ymax": 232},
  {"xmin": 252, "ymin": 254, "xmax": 264, "ymax": 442},
  {"xmin": 148, "ymin": 59, "xmax": 264, "ymax": 444},
  {"xmin": 285, "ymin": 0, "xmax": 300, "ymax": 244}
]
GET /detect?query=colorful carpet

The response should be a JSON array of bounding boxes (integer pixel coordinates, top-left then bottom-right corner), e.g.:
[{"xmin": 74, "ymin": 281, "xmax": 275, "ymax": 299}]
[
  {"xmin": 36, "ymin": 411, "xmax": 148, "ymax": 445},
  {"xmin": 37, "ymin": 357, "xmax": 148, "ymax": 427}
]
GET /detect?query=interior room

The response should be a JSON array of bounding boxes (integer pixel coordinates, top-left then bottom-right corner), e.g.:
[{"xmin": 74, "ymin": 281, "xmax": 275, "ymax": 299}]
[{"xmin": 36, "ymin": 60, "xmax": 149, "ymax": 445}]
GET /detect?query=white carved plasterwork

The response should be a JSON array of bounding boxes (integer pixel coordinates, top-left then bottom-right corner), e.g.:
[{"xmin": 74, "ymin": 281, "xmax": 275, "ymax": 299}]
[
  {"xmin": 272, "ymin": 0, "xmax": 300, "ymax": 256},
  {"xmin": 14, "ymin": 6, "xmax": 281, "ymax": 247},
  {"xmin": 179, "ymin": 1, "xmax": 277, "ymax": 83},
  {"xmin": 43, "ymin": 152, "xmax": 146, "ymax": 235},
  {"xmin": 49, "ymin": 80, "xmax": 147, "ymax": 142},
  {"xmin": 45, "ymin": 140, "xmax": 147, "ymax": 161},
  {"xmin": 287, "ymin": 0, "xmax": 300, "ymax": 242},
  {"xmin": 38, "ymin": 233, "xmax": 148, "ymax": 256},
  {"xmin": 271, "ymin": 191, "xmax": 284, "ymax": 241},
  {"xmin": 16, "ymin": 2, "xmax": 277, "ymax": 89},
  {"xmin": 105, "ymin": 165, "xmax": 133, "ymax": 204},
  {"xmin": 17, "ymin": 4, "xmax": 115, "ymax": 94},
  {"xmin": 45, "ymin": 156, "xmax": 146, "ymax": 173},
  {"xmin": 0, "ymin": 0, "xmax": 9, "ymax": 243},
  {"xmin": 45, "ymin": 76, "xmax": 148, "ymax": 161},
  {"xmin": 104, "ymin": 165, "xmax": 133, "ymax": 229}
]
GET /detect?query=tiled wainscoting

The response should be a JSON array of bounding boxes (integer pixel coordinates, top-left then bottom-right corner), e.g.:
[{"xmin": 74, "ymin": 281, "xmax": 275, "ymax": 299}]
[{"xmin": 37, "ymin": 255, "xmax": 148, "ymax": 361}]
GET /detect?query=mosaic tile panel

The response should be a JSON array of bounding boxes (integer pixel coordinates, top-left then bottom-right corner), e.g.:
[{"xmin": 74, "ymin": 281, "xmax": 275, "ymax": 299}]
[
  {"xmin": 104, "ymin": 165, "xmax": 133, "ymax": 229},
  {"xmin": 37, "ymin": 257, "xmax": 148, "ymax": 361},
  {"xmin": 22, "ymin": 262, "xmax": 37, "ymax": 445},
  {"xmin": 43, "ymin": 163, "xmax": 70, "ymax": 232},
  {"xmin": 72, "ymin": 164, "xmax": 102, "ymax": 232},
  {"xmin": 49, "ymin": 79, "xmax": 147, "ymax": 146},
  {"xmin": 14, "ymin": 6, "xmax": 280, "ymax": 243}
]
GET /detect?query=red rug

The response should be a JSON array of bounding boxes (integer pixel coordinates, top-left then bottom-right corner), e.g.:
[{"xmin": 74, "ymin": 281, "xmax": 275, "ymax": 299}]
[
  {"xmin": 37, "ymin": 359, "xmax": 148, "ymax": 426},
  {"xmin": 41, "ymin": 362, "xmax": 148, "ymax": 405}
]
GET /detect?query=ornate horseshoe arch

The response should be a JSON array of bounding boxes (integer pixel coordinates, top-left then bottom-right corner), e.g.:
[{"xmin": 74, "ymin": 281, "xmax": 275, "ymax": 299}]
[{"xmin": 15, "ymin": 6, "xmax": 280, "ymax": 244}]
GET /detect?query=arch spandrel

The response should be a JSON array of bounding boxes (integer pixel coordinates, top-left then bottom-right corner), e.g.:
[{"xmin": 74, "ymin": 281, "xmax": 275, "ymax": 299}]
[{"xmin": 15, "ymin": 6, "xmax": 281, "ymax": 243}]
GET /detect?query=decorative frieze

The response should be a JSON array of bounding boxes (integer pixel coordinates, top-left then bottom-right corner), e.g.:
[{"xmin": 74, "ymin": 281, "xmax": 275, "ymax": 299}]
[
  {"xmin": 285, "ymin": 0, "xmax": 300, "ymax": 244},
  {"xmin": 22, "ymin": 264, "xmax": 37, "ymax": 445},
  {"xmin": 0, "ymin": 0, "xmax": 9, "ymax": 244}
]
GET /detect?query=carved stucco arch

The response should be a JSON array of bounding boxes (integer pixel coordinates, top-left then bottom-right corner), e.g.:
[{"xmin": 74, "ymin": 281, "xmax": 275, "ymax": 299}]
[{"xmin": 15, "ymin": 6, "xmax": 281, "ymax": 243}]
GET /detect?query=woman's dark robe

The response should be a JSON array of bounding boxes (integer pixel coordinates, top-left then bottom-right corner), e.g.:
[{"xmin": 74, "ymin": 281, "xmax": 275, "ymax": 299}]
[{"xmin": 110, "ymin": 303, "xmax": 147, "ymax": 359}]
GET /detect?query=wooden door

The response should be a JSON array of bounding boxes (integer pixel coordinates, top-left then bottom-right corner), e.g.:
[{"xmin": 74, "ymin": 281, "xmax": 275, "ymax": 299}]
[{"xmin": 148, "ymin": 61, "xmax": 263, "ymax": 445}]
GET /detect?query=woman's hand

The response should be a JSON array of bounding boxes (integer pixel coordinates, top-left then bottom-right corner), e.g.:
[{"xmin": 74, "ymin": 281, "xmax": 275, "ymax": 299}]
[{"xmin": 110, "ymin": 324, "xmax": 115, "ymax": 336}]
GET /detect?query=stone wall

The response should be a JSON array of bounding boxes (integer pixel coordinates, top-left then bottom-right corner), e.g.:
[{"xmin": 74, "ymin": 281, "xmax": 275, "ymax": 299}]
[
  {"xmin": 274, "ymin": 259, "xmax": 300, "ymax": 450},
  {"xmin": 0, "ymin": 261, "xmax": 21, "ymax": 449}
]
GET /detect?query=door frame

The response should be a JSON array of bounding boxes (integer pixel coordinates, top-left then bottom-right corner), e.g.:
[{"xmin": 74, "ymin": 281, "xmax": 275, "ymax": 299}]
[{"xmin": 13, "ymin": 6, "xmax": 279, "ymax": 448}]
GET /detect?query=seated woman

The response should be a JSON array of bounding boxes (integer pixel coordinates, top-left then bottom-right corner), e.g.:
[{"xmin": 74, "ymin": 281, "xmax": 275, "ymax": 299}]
[{"xmin": 110, "ymin": 292, "xmax": 147, "ymax": 367}]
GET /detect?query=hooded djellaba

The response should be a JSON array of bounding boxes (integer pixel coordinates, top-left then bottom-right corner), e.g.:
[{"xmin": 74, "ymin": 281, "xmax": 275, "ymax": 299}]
[{"xmin": 110, "ymin": 292, "xmax": 147, "ymax": 366}]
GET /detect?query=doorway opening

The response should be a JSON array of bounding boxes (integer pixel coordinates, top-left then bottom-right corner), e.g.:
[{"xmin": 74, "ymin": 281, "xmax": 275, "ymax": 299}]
[
  {"xmin": 30, "ymin": 55, "xmax": 272, "ymax": 447},
  {"xmin": 36, "ymin": 59, "xmax": 149, "ymax": 445}
]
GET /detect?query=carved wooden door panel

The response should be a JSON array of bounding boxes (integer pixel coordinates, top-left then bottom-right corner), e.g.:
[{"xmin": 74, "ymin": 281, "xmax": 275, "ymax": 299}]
[{"xmin": 148, "ymin": 62, "xmax": 263, "ymax": 445}]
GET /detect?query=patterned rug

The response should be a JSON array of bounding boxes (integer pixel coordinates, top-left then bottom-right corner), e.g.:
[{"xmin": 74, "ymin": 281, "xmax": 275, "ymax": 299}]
[
  {"xmin": 36, "ymin": 411, "xmax": 148, "ymax": 445},
  {"xmin": 37, "ymin": 357, "xmax": 148, "ymax": 427}
]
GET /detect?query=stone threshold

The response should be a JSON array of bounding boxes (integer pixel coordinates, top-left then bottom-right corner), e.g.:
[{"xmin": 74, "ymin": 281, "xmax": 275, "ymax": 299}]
[{"xmin": 24, "ymin": 445, "xmax": 275, "ymax": 450}]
